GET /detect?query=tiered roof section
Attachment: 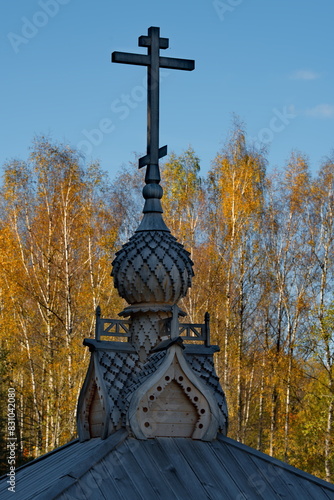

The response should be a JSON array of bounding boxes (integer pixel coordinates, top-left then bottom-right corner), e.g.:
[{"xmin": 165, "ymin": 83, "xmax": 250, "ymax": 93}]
[{"xmin": 77, "ymin": 304, "xmax": 228, "ymax": 441}]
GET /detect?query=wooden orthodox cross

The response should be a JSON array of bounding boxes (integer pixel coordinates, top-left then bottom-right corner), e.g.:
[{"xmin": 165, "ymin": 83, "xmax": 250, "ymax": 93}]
[{"xmin": 112, "ymin": 27, "xmax": 195, "ymax": 189}]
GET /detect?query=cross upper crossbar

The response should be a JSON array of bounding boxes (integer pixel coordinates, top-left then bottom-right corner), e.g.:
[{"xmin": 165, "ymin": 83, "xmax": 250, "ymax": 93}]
[{"xmin": 111, "ymin": 27, "xmax": 194, "ymax": 179}]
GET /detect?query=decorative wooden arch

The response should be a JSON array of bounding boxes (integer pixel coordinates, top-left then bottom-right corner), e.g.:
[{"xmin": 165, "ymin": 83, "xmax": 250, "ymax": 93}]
[{"xmin": 128, "ymin": 345, "xmax": 220, "ymax": 441}]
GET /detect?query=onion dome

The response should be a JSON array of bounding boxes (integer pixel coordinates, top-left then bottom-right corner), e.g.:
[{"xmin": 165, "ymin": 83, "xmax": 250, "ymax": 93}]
[{"xmin": 112, "ymin": 230, "xmax": 194, "ymax": 307}]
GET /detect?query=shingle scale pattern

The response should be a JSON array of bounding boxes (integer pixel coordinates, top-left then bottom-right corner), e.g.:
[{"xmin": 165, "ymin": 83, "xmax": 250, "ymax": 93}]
[
  {"xmin": 98, "ymin": 351, "xmax": 141, "ymax": 427},
  {"xmin": 112, "ymin": 230, "xmax": 194, "ymax": 304},
  {"xmin": 120, "ymin": 350, "xmax": 167, "ymax": 413},
  {"xmin": 186, "ymin": 353, "xmax": 228, "ymax": 421},
  {"xmin": 97, "ymin": 350, "xmax": 168, "ymax": 427},
  {"xmin": 97, "ymin": 348, "xmax": 227, "ymax": 430}
]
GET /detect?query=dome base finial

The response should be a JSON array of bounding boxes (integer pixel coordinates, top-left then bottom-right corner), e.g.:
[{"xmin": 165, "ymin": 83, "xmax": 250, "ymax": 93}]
[{"xmin": 135, "ymin": 212, "xmax": 170, "ymax": 232}]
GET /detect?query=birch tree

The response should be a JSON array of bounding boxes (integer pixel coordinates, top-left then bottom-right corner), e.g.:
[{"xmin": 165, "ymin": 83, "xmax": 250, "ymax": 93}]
[
  {"xmin": 208, "ymin": 125, "xmax": 266, "ymax": 440},
  {"xmin": 0, "ymin": 138, "xmax": 120, "ymax": 457}
]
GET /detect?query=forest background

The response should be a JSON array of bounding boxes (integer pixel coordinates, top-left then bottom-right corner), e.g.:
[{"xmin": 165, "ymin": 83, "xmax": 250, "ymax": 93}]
[{"xmin": 0, "ymin": 124, "xmax": 333, "ymax": 482}]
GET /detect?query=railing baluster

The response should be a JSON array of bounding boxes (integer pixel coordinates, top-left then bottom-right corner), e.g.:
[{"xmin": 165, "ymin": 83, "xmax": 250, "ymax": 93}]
[
  {"xmin": 95, "ymin": 305, "xmax": 101, "ymax": 340},
  {"xmin": 205, "ymin": 312, "xmax": 210, "ymax": 347}
]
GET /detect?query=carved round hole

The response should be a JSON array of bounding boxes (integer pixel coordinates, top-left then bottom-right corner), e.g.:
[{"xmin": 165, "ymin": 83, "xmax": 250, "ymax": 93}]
[
  {"xmin": 178, "ymin": 376, "xmax": 184, "ymax": 382},
  {"xmin": 144, "ymin": 422, "xmax": 150, "ymax": 428},
  {"xmin": 157, "ymin": 386, "xmax": 162, "ymax": 391},
  {"xmin": 186, "ymin": 387, "xmax": 191, "ymax": 392},
  {"xmin": 165, "ymin": 376, "xmax": 170, "ymax": 381},
  {"xmin": 143, "ymin": 407, "xmax": 148, "ymax": 413},
  {"xmin": 200, "ymin": 409, "xmax": 206, "ymax": 414},
  {"xmin": 149, "ymin": 395, "xmax": 155, "ymax": 401},
  {"xmin": 198, "ymin": 423, "xmax": 203, "ymax": 429},
  {"xmin": 194, "ymin": 396, "xmax": 199, "ymax": 402}
]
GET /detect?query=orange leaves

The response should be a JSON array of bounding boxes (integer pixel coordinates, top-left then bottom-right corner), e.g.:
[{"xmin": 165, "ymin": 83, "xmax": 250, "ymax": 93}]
[
  {"xmin": 283, "ymin": 152, "xmax": 311, "ymax": 214},
  {"xmin": 0, "ymin": 138, "xmax": 122, "ymax": 458},
  {"xmin": 209, "ymin": 126, "xmax": 265, "ymax": 243}
]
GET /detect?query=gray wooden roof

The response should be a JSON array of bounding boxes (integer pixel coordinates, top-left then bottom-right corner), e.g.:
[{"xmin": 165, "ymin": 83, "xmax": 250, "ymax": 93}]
[{"xmin": 1, "ymin": 428, "xmax": 334, "ymax": 499}]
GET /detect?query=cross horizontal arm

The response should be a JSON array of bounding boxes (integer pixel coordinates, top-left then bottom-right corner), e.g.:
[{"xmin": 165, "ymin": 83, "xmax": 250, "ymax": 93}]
[
  {"xmin": 112, "ymin": 52, "xmax": 195, "ymax": 71},
  {"xmin": 112, "ymin": 51, "xmax": 149, "ymax": 66},
  {"xmin": 159, "ymin": 56, "xmax": 195, "ymax": 71}
]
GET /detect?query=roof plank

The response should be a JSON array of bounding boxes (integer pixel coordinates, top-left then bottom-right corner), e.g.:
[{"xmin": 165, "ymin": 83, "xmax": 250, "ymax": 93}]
[
  {"xmin": 153, "ymin": 438, "xmax": 210, "ymax": 499},
  {"xmin": 217, "ymin": 434, "xmax": 334, "ymax": 496},
  {"xmin": 125, "ymin": 438, "xmax": 183, "ymax": 499},
  {"xmin": 141, "ymin": 438, "xmax": 203, "ymax": 499},
  {"xmin": 222, "ymin": 442, "xmax": 294, "ymax": 500},
  {"xmin": 173, "ymin": 438, "xmax": 238, "ymax": 500}
]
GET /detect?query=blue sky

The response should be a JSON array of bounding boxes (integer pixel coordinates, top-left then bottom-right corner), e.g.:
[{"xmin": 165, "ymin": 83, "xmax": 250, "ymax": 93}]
[{"xmin": 1, "ymin": 0, "xmax": 334, "ymax": 180}]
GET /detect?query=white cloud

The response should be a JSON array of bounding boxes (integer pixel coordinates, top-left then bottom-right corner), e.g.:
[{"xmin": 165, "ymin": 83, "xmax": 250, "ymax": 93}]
[
  {"xmin": 290, "ymin": 69, "xmax": 320, "ymax": 80},
  {"xmin": 305, "ymin": 104, "xmax": 334, "ymax": 118}
]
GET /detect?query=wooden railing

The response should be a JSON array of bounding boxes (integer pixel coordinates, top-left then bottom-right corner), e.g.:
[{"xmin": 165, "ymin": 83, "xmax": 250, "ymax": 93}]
[
  {"xmin": 95, "ymin": 306, "xmax": 130, "ymax": 341},
  {"xmin": 161, "ymin": 311, "xmax": 211, "ymax": 346},
  {"xmin": 178, "ymin": 313, "xmax": 211, "ymax": 346},
  {"xmin": 95, "ymin": 306, "xmax": 211, "ymax": 346}
]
